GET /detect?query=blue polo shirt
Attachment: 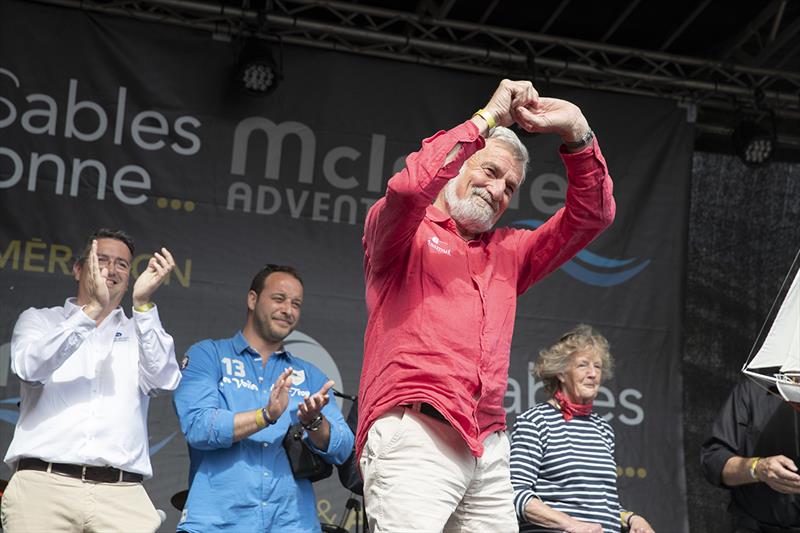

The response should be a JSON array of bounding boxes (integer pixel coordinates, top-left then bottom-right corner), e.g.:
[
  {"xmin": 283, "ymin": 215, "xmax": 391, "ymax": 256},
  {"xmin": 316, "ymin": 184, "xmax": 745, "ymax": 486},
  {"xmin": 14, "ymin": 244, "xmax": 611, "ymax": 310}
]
[{"xmin": 173, "ymin": 331, "xmax": 354, "ymax": 532}]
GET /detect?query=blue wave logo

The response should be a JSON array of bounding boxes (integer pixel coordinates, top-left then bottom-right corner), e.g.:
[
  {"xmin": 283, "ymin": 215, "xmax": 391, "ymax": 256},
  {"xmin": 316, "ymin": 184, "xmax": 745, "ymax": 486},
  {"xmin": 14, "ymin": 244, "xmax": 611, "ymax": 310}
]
[
  {"xmin": 511, "ymin": 219, "xmax": 650, "ymax": 287},
  {"xmin": 150, "ymin": 431, "xmax": 178, "ymax": 456},
  {"xmin": 0, "ymin": 397, "xmax": 20, "ymax": 425}
]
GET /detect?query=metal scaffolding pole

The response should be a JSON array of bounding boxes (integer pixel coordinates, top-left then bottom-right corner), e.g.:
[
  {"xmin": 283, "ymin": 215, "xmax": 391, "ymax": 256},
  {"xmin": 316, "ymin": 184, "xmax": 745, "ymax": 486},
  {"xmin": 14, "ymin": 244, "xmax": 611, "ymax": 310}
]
[{"xmin": 26, "ymin": 0, "xmax": 800, "ymax": 148}]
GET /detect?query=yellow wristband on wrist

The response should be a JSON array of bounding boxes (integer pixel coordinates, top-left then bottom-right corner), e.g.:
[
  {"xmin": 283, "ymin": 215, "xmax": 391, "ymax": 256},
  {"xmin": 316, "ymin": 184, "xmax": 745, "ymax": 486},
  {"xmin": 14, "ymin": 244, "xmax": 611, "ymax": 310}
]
[
  {"xmin": 750, "ymin": 457, "xmax": 761, "ymax": 480},
  {"xmin": 255, "ymin": 408, "xmax": 267, "ymax": 429},
  {"xmin": 620, "ymin": 511, "xmax": 634, "ymax": 527},
  {"xmin": 472, "ymin": 108, "xmax": 497, "ymax": 130},
  {"xmin": 133, "ymin": 302, "xmax": 155, "ymax": 313}
]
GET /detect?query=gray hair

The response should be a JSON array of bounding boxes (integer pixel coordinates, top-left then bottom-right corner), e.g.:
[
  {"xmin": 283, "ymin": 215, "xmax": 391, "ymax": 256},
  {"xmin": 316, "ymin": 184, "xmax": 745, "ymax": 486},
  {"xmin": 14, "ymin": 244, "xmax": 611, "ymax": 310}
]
[
  {"xmin": 487, "ymin": 126, "xmax": 530, "ymax": 184},
  {"xmin": 533, "ymin": 324, "xmax": 614, "ymax": 395}
]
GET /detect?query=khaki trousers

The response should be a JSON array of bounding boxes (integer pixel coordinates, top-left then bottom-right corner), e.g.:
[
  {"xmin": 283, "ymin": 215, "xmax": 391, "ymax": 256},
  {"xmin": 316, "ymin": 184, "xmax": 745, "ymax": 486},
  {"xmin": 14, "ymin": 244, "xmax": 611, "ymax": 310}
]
[
  {"xmin": 1, "ymin": 469, "xmax": 161, "ymax": 533},
  {"xmin": 360, "ymin": 406, "xmax": 519, "ymax": 533}
]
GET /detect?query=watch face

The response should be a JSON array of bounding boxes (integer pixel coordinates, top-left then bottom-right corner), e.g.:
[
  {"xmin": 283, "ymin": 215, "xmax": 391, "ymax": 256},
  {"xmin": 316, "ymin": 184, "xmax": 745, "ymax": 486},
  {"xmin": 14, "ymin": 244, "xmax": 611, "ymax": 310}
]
[{"xmin": 304, "ymin": 415, "xmax": 323, "ymax": 431}]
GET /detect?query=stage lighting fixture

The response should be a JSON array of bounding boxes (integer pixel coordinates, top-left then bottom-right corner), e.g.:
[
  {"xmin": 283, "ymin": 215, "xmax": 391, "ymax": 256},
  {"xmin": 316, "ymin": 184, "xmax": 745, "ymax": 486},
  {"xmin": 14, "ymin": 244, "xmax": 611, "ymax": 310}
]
[
  {"xmin": 732, "ymin": 116, "xmax": 776, "ymax": 168},
  {"xmin": 236, "ymin": 40, "xmax": 282, "ymax": 96}
]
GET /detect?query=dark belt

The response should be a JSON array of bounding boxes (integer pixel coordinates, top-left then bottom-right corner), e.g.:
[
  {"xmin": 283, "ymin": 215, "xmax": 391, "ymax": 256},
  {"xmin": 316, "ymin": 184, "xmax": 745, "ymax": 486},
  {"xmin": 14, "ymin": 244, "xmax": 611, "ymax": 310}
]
[
  {"xmin": 406, "ymin": 402, "xmax": 449, "ymax": 424},
  {"xmin": 17, "ymin": 457, "xmax": 143, "ymax": 483}
]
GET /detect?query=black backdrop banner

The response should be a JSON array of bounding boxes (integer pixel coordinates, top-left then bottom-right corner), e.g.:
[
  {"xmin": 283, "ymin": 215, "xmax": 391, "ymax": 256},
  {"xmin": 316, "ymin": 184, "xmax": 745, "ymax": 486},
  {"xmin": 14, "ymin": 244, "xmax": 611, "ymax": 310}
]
[
  {"xmin": 684, "ymin": 153, "xmax": 800, "ymax": 532},
  {"xmin": 0, "ymin": 0, "xmax": 693, "ymax": 530}
]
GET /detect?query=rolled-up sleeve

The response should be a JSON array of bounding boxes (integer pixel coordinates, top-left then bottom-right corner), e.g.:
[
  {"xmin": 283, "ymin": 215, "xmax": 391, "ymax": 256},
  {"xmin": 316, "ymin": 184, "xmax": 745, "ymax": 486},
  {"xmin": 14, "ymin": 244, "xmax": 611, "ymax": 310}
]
[
  {"xmin": 700, "ymin": 381, "xmax": 749, "ymax": 487},
  {"xmin": 173, "ymin": 341, "xmax": 235, "ymax": 450}
]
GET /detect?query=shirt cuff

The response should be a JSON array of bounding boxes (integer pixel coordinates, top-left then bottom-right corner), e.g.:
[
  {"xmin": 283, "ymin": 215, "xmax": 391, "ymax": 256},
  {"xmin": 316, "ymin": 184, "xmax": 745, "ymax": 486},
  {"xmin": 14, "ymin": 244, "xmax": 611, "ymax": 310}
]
[
  {"xmin": 303, "ymin": 416, "xmax": 344, "ymax": 460},
  {"xmin": 133, "ymin": 304, "xmax": 162, "ymax": 332},
  {"xmin": 209, "ymin": 408, "xmax": 235, "ymax": 449},
  {"xmin": 706, "ymin": 447, "xmax": 736, "ymax": 487},
  {"xmin": 559, "ymin": 136, "xmax": 609, "ymax": 186}
]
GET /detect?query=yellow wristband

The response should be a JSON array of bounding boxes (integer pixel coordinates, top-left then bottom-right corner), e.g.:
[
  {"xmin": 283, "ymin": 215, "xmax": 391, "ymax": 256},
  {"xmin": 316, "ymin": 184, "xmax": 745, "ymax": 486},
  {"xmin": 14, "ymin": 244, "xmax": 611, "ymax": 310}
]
[
  {"xmin": 133, "ymin": 302, "xmax": 155, "ymax": 313},
  {"xmin": 472, "ymin": 108, "xmax": 496, "ymax": 130},
  {"xmin": 750, "ymin": 457, "xmax": 761, "ymax": 480},
  {"xmin": 255, "ymin": 408, "xmax": 267, "ymax": 429},
  {"xmin": 620, "ymin": 511, "xmax": 634, "ymax": 527}
]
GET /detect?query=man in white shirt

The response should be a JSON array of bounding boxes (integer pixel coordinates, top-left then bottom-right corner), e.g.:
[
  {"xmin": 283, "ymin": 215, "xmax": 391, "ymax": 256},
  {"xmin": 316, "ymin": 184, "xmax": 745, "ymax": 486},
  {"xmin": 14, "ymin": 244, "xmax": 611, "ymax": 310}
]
[{"xmin": 1, "ymin": 228, "xmax": 181, "ymax": 533}]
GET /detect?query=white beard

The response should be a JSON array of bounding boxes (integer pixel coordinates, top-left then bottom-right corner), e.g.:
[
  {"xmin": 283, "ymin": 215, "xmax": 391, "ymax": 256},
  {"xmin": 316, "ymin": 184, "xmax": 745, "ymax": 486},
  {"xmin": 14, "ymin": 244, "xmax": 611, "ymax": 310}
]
[{"xmin": 443, "ymin": 177, "xmax": 495, "ymax": 235}]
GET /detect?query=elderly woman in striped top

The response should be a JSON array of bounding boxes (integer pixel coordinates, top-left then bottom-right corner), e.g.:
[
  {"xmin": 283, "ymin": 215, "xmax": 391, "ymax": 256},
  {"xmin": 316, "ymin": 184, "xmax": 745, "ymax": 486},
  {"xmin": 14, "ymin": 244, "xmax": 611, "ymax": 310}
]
[{"xmin": 509, "ymin": 325, "xmax": 655, "ymax": 533}]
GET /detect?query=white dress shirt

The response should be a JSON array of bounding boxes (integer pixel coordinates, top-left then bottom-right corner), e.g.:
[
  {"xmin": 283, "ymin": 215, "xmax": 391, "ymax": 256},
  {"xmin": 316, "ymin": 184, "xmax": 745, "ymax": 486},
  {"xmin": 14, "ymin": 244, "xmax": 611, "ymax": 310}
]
[{"xmin": 4, "ymin": 298, "xmax": 181, "ymax": 478}]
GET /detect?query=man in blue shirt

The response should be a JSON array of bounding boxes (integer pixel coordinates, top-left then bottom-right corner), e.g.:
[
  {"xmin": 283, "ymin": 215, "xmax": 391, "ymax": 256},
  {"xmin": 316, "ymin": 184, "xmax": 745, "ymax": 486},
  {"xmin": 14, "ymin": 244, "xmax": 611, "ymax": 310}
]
[{"xmin": 174, "ymin": 264, "xmax": 354, "ymax": 532}]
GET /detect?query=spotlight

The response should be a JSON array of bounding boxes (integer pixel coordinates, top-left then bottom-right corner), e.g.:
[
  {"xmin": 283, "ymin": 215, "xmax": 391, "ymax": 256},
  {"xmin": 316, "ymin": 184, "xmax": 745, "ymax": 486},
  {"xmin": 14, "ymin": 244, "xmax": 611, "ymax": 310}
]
[
  {"xmin": 236, "ymin": 39, "xmax": 282, "ymax": 96},
  {"xmin": 732, "ymin": 116, "xmax": 776, "ymax": 168}
]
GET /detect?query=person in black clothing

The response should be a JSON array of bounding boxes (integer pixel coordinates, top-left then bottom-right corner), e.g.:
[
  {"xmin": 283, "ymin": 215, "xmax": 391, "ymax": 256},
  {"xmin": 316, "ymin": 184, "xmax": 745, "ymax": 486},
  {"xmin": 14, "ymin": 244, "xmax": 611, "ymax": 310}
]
[
  {"xmin": 701, "ymin": 379, "xmax": 800, "ymax": 532},
  {"xmin": 336, "ymin": 397, "xmax": 363, "ymax": 495}
]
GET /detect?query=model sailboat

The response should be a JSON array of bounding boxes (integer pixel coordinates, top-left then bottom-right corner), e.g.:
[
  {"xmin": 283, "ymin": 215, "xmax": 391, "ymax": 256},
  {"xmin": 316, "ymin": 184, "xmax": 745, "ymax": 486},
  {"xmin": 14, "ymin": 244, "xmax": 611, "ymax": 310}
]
[{"xmin": 743, "ymin": 258, "xmax": 800, "ymax": 402}]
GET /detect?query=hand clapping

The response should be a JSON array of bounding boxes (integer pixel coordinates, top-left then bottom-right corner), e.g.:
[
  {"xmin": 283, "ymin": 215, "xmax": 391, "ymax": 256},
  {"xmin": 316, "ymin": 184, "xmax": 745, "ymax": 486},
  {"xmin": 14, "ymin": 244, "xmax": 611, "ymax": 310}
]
[
  {"xmin": 132, "ymin": 247, "xmax": 176, "ymax": 307},
  {"xmin": 85, "ymin": 240, "xmax": 111, "ymax": 316},
  {"xmin": 297, "ymin": 379, "xmax": 334, "ymax": 425}
]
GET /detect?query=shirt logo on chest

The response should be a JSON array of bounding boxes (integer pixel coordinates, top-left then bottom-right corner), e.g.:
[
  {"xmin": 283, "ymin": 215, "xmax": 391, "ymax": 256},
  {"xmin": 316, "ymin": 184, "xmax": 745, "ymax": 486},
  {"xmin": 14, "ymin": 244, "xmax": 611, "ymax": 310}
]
[
  {"xmin": 113, "ymin": 331, "xmax": 130, "ymax": 342},
  {"xmin": 219, "ymin": 356, "xmax": 258, "ymax": 390},
  {"xmin": 426, "ymin": 235, "xmax": 451, "ymax": 256},
  {"xmin": 290, "ymin": 369, "xmax": 306, "ymax": 385}
]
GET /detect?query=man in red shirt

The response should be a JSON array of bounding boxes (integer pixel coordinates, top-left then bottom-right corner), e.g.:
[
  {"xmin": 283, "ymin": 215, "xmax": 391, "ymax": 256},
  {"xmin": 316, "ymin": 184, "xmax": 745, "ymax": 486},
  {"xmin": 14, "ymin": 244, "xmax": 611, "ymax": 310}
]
[{"xmin": 358, "ymin": 79, "xmax": 616, "ymax": 532}]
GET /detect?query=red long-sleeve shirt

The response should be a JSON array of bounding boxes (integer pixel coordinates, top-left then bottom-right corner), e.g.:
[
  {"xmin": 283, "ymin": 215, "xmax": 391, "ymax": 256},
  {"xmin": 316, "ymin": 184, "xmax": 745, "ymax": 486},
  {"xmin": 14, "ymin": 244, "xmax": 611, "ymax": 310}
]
[{"xmin": 358, "ymin": 120, "xmax": 615, "ymax": 460}]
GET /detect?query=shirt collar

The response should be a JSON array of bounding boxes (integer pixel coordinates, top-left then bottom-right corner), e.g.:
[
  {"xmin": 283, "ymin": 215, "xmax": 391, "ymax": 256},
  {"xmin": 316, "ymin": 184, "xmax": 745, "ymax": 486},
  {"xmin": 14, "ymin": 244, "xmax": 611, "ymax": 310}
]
[
  {"xmin": 426, "ymin": 204, "xmax": 461, "ymax": 235},
  {"xmin": 232, "ymin": 331, "xmax": 250, "ymax": 355},
  {"xmin": 64, "ymin": 297, "xmax": 82, "ymax": 315},
  {"xmin": 425, "ymin": 203, "xmax": 450, "ymax": 223},
  {"xmin": 233, "ymin": 331, "xmax": 291, "ymax": 360},
  {"xmin": 425, "ymin": 204, "xmax": 493, "ymax": 242}
]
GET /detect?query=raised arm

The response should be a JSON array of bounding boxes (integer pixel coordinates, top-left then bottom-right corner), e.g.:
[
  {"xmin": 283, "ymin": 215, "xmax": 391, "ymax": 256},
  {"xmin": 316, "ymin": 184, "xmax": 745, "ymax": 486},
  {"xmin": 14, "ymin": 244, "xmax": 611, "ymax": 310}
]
[
  {"xmin": 132, "ymin": 247, "xmax": 181, "ymax": 394},
  {"xmin": 134, "ymin": 304, "xmax": 180, "ymax": 394},
  {"xmin": 363, "ymin": 122, "xmax": 484, "ymax": 271},
  {"xmin": 11, "ymin": 240, "xmax": 112, "ymax": 383},
  {"xmin": 364, "ymin": 79, "xmax": 548, "ymax": 272},
  {"xmin": 512, "ymin": 104, "xmax": 615, "ymax": 293},
  {"xmin": 298, "ymin": 376, "xmax": 355, "ymax": 465}
]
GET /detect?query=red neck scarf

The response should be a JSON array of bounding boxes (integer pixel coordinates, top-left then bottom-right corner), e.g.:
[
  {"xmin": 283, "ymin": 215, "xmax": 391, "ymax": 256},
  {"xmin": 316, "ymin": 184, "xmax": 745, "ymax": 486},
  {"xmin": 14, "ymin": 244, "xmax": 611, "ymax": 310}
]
[{"xmin": 554, "ymin": 389, "xmax": 593, "ymax": 421}]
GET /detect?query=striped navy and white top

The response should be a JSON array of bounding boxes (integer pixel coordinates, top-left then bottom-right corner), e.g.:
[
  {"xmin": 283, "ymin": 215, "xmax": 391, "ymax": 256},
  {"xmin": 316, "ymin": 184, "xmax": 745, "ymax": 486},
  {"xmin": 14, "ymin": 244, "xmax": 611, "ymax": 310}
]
[{"xmin": 510, "ymin": 402, "xmax": 624, "ymax": 533}]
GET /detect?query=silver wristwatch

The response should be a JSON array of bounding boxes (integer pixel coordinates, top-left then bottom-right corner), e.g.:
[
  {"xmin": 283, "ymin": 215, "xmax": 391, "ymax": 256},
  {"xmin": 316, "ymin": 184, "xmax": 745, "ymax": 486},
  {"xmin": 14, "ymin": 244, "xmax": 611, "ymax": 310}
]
[
  {"xmin": 302, "ymin": 414, "xmax": 324, "ymax": 432},
  {"xmin": 564, "ymin": 129, "xmax": 594, "ymax": 150}
]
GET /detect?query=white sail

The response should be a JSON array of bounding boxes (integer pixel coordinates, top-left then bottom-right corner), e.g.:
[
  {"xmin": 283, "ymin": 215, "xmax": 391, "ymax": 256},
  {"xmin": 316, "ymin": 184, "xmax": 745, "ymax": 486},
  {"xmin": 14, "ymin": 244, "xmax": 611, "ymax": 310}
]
[{"xmin": 745, "ymin": 267, "xmax": 800, "ymax": 373}]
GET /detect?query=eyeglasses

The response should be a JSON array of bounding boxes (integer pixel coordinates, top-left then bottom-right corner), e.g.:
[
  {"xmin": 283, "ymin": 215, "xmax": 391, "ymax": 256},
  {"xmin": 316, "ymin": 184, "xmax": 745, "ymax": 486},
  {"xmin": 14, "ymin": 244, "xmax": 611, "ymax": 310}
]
[{"xmin": 96, "ymin": 254, "xmax": 131, "ymax": 273}]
